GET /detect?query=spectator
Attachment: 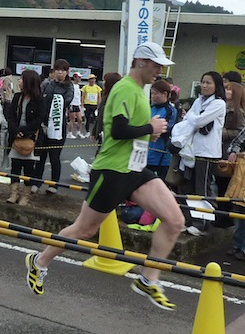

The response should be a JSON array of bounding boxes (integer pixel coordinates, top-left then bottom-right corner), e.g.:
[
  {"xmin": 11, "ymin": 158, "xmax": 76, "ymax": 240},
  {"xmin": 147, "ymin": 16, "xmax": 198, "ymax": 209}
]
[
  {"xmin": 172, "ymin": 71, "xmax": 226, "ymax": 196},
  {"xmin": 40, "ymin": 68, "xmax": 55, "ymax": 91},
  {"xmin": 171, "ymin": 71, "xmax": 226, "ymax": 230},
  {"xmin": 147, "ymin": 80, "xmax": 177, "ymax": 180},
  {"xmin": 223, "ymin": 71, "xmax": 242, "ymax": 85},
  {"xmin": 225, "ymin": 143, "xmax": 245, "ymax": 260},
  {"xmin": 31, "ymin": 59, "xmax": 74, "ymax": 194},
  {"xmin": 6, "ymin": 70, "xmax": 45, "ymax": 206},
  {"xmin": 81, "ymin": 74, "xmax": 102, "ymax": 138},
  {"xmin": 213, "ymin": 81, "xmax": 245, "ymax": 228},
  {"xmin": 2, "ymin": 67, "xmax": 14, "ymax": 121},
  {"xmin": 67, "ymin": 72, "xmax": 85, "ymax": 139}
]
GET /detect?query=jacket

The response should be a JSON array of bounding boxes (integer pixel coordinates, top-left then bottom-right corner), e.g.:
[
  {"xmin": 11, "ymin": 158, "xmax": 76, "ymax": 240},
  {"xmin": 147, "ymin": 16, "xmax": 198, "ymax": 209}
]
[
  {"xmin": 8, "ymin": 92, "xmax": 46, "ymax": 146},
  {"xmin": 42, "ymin": 79, "xmax": 74, "ymax": 138},
  {"xmin": 225, "ymin": 153, "xmax": 245, "ymax": 207},
  {"xmin": 184, "ymin": 94, "xmax": 226, "ymax": 158},
  {"xmin": 222, "ymin": 105, "xmax": 245, "ymax": 158},
  {"xmin": 148, "ymin": 102, "xmax": 177, "ymax": 166}
]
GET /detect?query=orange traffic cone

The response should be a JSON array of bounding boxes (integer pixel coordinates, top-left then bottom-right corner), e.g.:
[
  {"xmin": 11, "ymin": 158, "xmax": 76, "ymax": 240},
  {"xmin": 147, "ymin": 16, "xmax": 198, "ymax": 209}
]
[
  {"xmin": 83, "ymin": 210, "xmax": 135, "ymax": 275},
  {"xmin": 191, "ymin": 262, "xmax": 225, "ymax": 334}
]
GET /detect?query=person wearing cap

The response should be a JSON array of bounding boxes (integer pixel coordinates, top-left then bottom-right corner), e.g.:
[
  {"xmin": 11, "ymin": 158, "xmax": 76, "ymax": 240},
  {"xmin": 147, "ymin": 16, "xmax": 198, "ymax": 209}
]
[
  {"xmin": 81, "ymin": 73, "xmax": 102, "ymax": 138},
  {"xmin": 67, "ymin": 72, "xmax": 85, "ymax": 139},
  {"xmin": 25, "ymin": 42, "xmax": 184, "ymax": 311}
]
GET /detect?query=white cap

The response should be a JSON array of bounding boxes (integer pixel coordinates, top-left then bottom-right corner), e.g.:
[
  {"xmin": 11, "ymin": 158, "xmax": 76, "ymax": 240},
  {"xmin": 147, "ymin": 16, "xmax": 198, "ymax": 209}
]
[
  {"xmin": 73, "ymin": 72, "xmax": 82, "ymax": 78},
  {"xmin": 133, "ymin": 41, "xmax": 174, "ymax": 66}
]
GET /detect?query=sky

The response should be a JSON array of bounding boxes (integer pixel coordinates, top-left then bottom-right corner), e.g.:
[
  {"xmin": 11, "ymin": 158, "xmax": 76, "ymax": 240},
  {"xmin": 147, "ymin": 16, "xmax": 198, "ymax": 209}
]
[{"xmin": 197, "ymin": 0, "xmax": 245, "ymax": 15}]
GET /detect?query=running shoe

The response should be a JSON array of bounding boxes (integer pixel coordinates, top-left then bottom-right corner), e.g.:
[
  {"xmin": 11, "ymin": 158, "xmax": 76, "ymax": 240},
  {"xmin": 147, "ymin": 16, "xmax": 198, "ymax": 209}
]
[
  {"xmin": 131, "ymin": 277, "xmax": 176, "ymax": 311},
  {"xmin": 31, "ymin": 185, "xmax": 39, "ymax": 194},
  {"xmin": 77, "ymin": 132, "xmax": 85, "ymax": 139},
  {"xmin": 25, "ymin": 253, "xmax": 47, "ymax": 295},
  {"xmin": 66, "ymin": 132, "xmax": 76, "ymax": 139},
  {"xmin": 46, "ymin": 187, "xmax": 58, "ymax": 194}
]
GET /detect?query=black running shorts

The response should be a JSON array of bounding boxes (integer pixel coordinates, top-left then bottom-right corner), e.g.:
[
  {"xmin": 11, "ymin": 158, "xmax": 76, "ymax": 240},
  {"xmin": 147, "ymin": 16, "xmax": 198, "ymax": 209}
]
[
  {"xmin": 86, "ymin": 168, "xmax": 157, "ymax": 213},
  {"xmin": 70, "ymin": 105, "xmax": 80, "ymax": 113}
]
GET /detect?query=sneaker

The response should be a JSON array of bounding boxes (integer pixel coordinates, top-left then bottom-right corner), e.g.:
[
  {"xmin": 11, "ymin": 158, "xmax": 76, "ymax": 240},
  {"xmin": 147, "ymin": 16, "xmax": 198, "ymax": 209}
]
[
  {"xmin": 66, "ymin": 132, "xmax": 76, "ymax": 139},
  {"xmin": 31, "ymin": 185, "xmax": 39, "ymax": 194},
  {"xmin": 77, "ymin": 132, "xmax": 85, "ymax": 139},
  {"xmin": 25, "ymin": 253, "xmax": 47, "ymax": 295},
  {"xmin": 131, "ymin": 277, "xmax": 176, "ymax": 311},
  {"xmin": 46, "ymin": 187, "xmax": 58, "ymax": 194},
  {"xmin": 226, "ymin": 248, "xmax": 240, "ymax": 256},
  {"xmin": 85, "ymin": 131, "xmax": 90, "ymax": 138}
]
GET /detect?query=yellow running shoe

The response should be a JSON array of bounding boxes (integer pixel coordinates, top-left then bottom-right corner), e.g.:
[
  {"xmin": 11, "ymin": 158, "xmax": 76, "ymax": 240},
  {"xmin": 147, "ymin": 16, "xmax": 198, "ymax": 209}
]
[
  {"xmin": 131, "ymin": 277, "xmax": 176, "ymax": 311},
  {"xmin": 25, "ymin": 253, "xmax": 47, "ymax": 295}
]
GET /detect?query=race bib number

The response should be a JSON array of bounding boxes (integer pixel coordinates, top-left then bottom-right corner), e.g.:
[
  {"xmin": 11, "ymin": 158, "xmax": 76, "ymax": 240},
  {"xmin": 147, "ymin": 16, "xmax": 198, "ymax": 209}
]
[
  {"xmin": 87, "ymin": 93, "xmax": 97, "ymax": 103},
  {"xmin": 128, "ymin": 139, "xmax": 148, "ymax": 172}
]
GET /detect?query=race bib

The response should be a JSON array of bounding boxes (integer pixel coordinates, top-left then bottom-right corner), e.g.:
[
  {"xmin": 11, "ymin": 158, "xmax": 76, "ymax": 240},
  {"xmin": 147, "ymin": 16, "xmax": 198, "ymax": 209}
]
[
  {"xmin": 87, "ymin": 93, "xmax": 97, "ymax": 103},
  {"xmin": 128, "ymin": 139, "xmax": 148, "ymax": 172}
]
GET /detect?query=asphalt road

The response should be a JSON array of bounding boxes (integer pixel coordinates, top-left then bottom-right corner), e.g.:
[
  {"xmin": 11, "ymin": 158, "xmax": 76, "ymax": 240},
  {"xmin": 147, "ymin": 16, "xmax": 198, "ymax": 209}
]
[
  {"xmin": 1, "ymin": 133, "xmax": 245, "ymax": 333},
  {"xmin": 1, "ymin": 235, "xmax": 245, "ymax": 334}
]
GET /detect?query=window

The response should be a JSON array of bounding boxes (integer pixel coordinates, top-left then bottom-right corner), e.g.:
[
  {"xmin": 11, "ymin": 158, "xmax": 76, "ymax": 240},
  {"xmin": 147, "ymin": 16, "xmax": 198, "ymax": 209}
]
[{"xmin": 7, "ymin": 36, "xmax": 52, "ymax": 76}]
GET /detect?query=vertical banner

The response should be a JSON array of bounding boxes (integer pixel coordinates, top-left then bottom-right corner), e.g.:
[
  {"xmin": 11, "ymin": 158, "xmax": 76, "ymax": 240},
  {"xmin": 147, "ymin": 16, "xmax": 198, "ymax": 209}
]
[
  {"xmin": 118, "ymin": 0, "xmax": 154, "ymax": 76},
  {"xmin": 215, "ymin": 44, "xmax": 245, "ymax": 82},
  {"xmin": 152, "ymin": 4, "xmax": 166, "ymax": 45}
]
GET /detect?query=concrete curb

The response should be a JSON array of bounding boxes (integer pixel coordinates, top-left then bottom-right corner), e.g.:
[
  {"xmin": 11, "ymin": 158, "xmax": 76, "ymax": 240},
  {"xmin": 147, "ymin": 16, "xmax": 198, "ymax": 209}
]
[
  {"xmin": 0, "ymin": 206, "xmax": 233, "ymax": 262},
  {"xmin": 0, "ymin": 185, "xmax": 233, "ymax": 262}
]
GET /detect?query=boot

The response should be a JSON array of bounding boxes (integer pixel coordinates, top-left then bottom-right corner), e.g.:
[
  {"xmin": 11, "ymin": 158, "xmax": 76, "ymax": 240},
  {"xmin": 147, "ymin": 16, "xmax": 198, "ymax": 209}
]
[
  {"xmin": 18, "ymin": 185, "xmax": 31, "ymax": 206},
  {"xmin": 7, "ymin": 182, "xmax": 19, "ymax": 204}
]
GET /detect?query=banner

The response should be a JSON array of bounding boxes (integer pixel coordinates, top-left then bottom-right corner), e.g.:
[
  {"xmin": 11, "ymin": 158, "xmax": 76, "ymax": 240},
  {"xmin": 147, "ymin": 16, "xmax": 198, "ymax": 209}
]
[
  {"xmin": 118, "ymin": 0, "xmax": 154, "ymax": 76},
  {"xmin": 152, "ymin": 4, "xmax": 166, "ymax": 45},
  {"xmin": 215, "ymin": 44, "xmax": 245, "ymax": 82},
  {"xmin": 69, "ymin": 67, "xmax": 91, "ymax": 79},
  {"xmin": 16, "ymin": 63, "xmax": 42, "ymax": 75}
]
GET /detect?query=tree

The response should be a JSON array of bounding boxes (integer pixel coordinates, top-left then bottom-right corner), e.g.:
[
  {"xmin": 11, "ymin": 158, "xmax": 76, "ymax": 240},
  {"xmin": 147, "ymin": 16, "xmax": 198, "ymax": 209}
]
[{"xmin": 181, "ymin": 1, "xmax": 232, "ymax": 14}]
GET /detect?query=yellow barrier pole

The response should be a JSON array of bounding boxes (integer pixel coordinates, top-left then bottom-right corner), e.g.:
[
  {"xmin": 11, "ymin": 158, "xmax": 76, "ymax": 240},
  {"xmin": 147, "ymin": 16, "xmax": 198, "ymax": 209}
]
[
  {"xmin": 83, "ymin": 210, "xmax": 135, "ymax": 275},
  {"xmin": 192, "ymin": 262, "xmax": 225, "ymax": 334}
]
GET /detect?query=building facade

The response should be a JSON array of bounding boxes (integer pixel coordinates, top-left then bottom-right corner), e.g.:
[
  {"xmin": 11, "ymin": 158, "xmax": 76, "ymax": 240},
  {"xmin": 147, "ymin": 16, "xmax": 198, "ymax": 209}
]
[{"xmin": 1, "ymin": 8, "xmax": 245, "ymax": 98}]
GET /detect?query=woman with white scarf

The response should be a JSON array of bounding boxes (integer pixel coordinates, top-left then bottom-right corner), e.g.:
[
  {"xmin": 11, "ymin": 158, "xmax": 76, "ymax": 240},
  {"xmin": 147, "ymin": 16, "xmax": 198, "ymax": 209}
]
[{"xmin": 171, "ymin": 71, "xmax": 226, "ymax": 196}]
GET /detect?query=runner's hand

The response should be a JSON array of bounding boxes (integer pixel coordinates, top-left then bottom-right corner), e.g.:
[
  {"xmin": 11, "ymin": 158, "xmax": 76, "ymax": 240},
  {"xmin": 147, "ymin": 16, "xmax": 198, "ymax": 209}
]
[{"xmin": 150, "ymin": 115, "xmax": 168, "ymax": 134}]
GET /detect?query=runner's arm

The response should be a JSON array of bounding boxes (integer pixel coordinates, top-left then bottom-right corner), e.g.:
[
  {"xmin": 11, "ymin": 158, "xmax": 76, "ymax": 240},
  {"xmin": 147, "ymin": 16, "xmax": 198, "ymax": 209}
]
[{"xmin": 111, "ymin": 115, "xmax": 153, "ymax": 139}]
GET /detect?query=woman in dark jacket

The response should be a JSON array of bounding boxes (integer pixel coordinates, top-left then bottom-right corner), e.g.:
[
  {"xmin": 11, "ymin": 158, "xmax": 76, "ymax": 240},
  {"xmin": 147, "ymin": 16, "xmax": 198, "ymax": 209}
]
[{"xmin": 7, "ymin": 69, "xmax": 46, "ymax": 206}]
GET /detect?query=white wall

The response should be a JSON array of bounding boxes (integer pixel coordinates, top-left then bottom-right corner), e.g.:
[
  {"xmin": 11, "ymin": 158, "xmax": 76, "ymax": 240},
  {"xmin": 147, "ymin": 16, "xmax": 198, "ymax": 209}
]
[{"xmin": 172, "ymin": 23, "xmax": 245, "ymax": 98}]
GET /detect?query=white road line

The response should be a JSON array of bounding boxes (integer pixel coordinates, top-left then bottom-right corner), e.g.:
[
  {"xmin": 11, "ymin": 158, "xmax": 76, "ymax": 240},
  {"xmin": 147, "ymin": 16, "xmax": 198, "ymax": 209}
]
[{"xmin": 1, "ymin": 241, "xmax": 244, "ymax": 306}]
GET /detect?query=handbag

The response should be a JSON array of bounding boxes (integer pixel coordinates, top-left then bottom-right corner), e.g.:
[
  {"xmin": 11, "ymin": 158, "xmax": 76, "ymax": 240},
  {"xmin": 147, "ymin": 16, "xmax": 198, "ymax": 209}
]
[
  {"xmin": 13, "ymin": 137, "xmax": 35, "ymax": 156},
  {"xmin": 12, "ymin": 95, "xmax": 39, "ymax": 156},
  {"xmin": 165, "ymin": 154, "xmax": 184, "ymax": 186}
]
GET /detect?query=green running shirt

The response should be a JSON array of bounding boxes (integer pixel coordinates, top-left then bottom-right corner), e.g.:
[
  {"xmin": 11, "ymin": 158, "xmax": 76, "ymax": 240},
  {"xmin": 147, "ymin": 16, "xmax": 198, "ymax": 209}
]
[{"xmin": 92, "ymin": 76, "xmax": 151, "ymax": 173}]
